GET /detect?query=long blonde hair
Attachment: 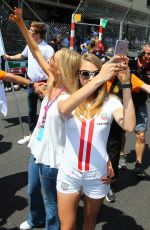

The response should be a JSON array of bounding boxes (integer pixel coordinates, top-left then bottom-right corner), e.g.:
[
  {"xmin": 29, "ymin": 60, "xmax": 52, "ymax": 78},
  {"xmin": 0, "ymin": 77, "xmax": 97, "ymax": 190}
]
[
  {"xmin": 75, "ymin": 53, "xmax": 107, "ymax": 119},
  {"xmin": 44, "ymin": 48, "xmax": 81, "ymax": 96},
  {"xmin": 59, "ymin": 48, "xmax": 81, "ymax": 93}
]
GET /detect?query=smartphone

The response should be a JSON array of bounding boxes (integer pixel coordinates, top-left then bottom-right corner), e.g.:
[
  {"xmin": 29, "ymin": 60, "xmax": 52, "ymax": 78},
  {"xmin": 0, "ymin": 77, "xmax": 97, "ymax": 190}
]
[{"xmin": 114, "ymin": 40, "xmax": 129, "ymax": 56}]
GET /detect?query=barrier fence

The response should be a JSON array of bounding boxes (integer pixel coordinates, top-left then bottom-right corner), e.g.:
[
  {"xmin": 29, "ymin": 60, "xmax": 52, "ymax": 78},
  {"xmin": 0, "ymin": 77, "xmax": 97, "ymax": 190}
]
[{"xmin": 0, "ymin": 0, "xmax": 150, "ymax": 55}]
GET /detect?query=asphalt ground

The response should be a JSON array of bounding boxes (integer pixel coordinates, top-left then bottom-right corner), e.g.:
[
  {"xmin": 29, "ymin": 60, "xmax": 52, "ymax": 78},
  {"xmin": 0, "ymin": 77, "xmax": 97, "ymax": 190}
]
[{"xmin": 0, "ymin": 88, "xmax": 150, "ymax": 230}]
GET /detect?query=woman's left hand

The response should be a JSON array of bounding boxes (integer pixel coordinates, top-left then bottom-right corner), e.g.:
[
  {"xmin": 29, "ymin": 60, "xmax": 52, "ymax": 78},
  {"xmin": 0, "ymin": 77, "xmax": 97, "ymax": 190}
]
[
  {"xmin": 33, "ymin": 82, "xmax": 47, "ymax": 98},
  {"xmin": 116, "ymin": 56, "xmax": 131, "ymax": 84},
  {"xmin": 101, "ymin": 160, "xmax": 115, "ymax": 184}
]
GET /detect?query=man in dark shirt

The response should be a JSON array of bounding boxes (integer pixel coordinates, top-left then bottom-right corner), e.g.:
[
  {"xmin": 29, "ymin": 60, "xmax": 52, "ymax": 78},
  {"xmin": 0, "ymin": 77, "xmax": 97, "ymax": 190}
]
[
  {"xmin": 131, "ymin": 43, "xmax": 150, "ymax": 177},
  {"xmin": 105, "ymin": 45, "xmax": 150, "ymax": 203}
]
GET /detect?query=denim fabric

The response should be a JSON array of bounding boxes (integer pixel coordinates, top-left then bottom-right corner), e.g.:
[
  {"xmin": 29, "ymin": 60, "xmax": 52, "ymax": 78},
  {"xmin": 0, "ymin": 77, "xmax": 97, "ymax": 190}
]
[
  {"xmin": 27, "ymin": 86, "xmax": 42, "ymax": 133},
  {"xmin": 27, "ymin": 155, "xmax": 45, "ymax": 227},
  {"xmin": 39, "ymin": 164, "xmax": 59, "ymax": 230},
  {"xmin": 135, "ymin": 102, "xmax": 148, "ymax": 132}
]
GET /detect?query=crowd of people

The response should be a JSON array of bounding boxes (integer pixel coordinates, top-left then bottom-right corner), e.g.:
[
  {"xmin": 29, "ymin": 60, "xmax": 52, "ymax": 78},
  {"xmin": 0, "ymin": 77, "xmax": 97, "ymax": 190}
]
[{"xmin": 1, "ymin": 6, "xmax": 150, "ymax": 230}]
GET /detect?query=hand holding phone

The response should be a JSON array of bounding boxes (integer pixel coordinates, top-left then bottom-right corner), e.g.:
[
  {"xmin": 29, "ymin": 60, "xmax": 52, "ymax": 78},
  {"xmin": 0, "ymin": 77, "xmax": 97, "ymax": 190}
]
[{"xmin": 114, "ymin": 40, "xmax": 129, "ymax": 56}]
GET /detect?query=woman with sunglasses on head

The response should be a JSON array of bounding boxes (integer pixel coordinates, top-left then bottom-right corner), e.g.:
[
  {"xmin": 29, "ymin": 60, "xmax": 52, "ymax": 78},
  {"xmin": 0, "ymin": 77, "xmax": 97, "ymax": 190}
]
[
  {"xmin": 9, "ymin": 8, "xmax": 81, "ymax": 230},
  {"xmin": 56, "ymin": 53, "xmax": 136, "ymax": 230}
]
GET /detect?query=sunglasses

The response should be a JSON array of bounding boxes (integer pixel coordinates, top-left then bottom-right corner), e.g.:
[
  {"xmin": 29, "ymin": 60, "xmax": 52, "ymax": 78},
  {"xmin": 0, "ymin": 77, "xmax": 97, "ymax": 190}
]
[
  {"xmin": 144, "ymin": 52, "xmax": 150, "ymax": 56},
  {"xmin": 79, "ymin": 70, "xmax": 100, "ymax": 79}
]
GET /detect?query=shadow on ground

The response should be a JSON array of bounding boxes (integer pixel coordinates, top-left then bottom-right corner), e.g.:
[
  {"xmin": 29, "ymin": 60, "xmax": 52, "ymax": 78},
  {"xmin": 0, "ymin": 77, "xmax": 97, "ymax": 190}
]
[
  {"xmin": 0, "ymin": 134, "xmax": 12, "ymax": 155},
  {"xmin": 113, "ymin": 145, "xmax": 150, "ymax": 192},
  {"xmin": 76, "ymin": 204, "xmax": 144, "ymax": 230},
  {"xmin": 0, "ymin": 172, "xmax": 28, "ymax": 227},
  {"xmin": 1, "ymin": 116, "xmax": 28, "ymax": 128}
]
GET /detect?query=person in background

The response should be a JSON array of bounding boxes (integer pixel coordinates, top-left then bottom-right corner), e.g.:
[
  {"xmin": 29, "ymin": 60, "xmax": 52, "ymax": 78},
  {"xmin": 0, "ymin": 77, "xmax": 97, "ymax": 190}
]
[
  {"xmin": 105, "ymin": 47, "xmax": 150, "ymax": 203},
  {"xmin": 74, "ymin": 31, "xmax": 82, "ymax": 53},
  {"xmin": 121, "ymin": 43, "xmax": 150, "ymax": 177},
  {"xmin": 4, "ymin": 21, "xmax": 54, "ymax": 145},
  {"xmin": 80, "ymin": 44, "xmax": 87, "ymax": 55},
  {"xmin": 49, "ymin": 35, "xmax": 62, "ymax": 52},
  {"xmin": 62, "ymin": 33, "xmax": 69, "ymax": 48}
]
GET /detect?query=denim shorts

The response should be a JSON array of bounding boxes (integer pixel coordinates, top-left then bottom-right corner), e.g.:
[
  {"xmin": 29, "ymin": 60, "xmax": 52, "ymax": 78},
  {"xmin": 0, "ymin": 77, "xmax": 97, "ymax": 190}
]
[
  {"xmin": 57, "ymin": 165, "xmax": 109, "ymax": 199},
  {"xmin": 135, "ymin": 102, "xmax": 148, "ymax": 132}
]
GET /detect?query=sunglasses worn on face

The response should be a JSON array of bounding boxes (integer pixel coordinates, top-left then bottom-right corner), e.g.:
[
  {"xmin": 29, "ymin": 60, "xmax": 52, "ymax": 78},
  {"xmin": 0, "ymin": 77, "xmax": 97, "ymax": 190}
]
[
  {"xmin": 144, "ymin": 52, "xmax": 150, "ymax": 56},
  {"xmin": 79, "ymin": 70, "xmax": 100, "ymax": 79}
]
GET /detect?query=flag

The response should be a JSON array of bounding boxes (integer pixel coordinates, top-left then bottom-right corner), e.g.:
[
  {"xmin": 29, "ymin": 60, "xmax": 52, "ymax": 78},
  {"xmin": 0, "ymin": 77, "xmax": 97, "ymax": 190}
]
[
  {"xmin": 0, "ymin": 29, "xmax": 7, "ymax": 116},
  {"xmin": 0, "ymin": 80, "xmax": 7, "ymax": 116},
  {"xmin": 102, "ymin": 19, "xmax": 108, "ymax": 29}
]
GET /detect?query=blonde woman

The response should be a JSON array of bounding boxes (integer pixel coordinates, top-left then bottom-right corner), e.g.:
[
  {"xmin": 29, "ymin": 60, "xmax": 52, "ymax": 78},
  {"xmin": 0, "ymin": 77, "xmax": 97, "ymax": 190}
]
[
  {"xmin": 11, "ymin": 8, "xmax": 135, "ymax": 230},
  {"xmin": 9, "ymin": 8, "xmax": 80, "ymax": 230},
  {"xmin": 56, "ymin": 53, "xmax": 136, "ymax": 230}
]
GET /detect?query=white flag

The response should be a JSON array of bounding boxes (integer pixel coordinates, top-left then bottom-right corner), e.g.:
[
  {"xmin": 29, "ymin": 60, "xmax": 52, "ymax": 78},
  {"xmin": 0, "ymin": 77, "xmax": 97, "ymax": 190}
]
[
  {"xmin": 0, "ymin": 30, "xmax": 7, "ymax": 116},
  {"xmin": 0, "ymin": 80, "xmax": 7, "ymax": 116}
]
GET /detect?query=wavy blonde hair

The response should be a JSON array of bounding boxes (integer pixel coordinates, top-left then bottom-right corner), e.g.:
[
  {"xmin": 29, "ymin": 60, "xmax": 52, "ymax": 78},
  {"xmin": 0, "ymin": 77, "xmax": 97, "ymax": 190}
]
[
  {"xmin": 75, "ymin": 53, "xmax": 108, "ymax": 119},
  {"xmin": 44, "ymin": 48, "xmax": 81, "ymax": 96}
]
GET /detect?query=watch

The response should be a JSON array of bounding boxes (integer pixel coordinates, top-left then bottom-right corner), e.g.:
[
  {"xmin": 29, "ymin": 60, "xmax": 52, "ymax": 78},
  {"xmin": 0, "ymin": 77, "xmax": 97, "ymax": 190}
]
[
  {"xmin": 122, "ymin": 83, "xmax": 132, "ymax": 89},
  {"xmin": 28, "ymin": 80, "xmax": 34, "ymax": 87}
]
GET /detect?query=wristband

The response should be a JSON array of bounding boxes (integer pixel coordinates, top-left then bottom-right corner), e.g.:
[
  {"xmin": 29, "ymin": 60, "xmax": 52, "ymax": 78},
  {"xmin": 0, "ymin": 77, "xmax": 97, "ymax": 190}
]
[
  {"xmin": 122, "ymin": 83, "xmax": 132, "ymax": 89},
  {"xmin": 0, "ymin": 70, "xmax": 6, "ymax": 80},
  {"xmin": 28, "ymin": 80, "xmax": 34, "ymax": 87}
]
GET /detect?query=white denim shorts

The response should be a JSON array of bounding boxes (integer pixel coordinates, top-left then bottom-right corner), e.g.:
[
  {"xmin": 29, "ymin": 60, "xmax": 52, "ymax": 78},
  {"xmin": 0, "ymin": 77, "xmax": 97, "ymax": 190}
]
[{"xmin": 57, "ymin": 165, "xmax": 110, "ymax": 199}]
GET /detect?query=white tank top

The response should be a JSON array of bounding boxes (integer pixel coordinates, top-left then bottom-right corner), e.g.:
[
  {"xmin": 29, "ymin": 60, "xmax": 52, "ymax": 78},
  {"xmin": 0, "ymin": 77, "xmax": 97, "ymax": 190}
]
[{"xmin": 62, "ymin": 95, "xmax": 122, "ymax": 172}]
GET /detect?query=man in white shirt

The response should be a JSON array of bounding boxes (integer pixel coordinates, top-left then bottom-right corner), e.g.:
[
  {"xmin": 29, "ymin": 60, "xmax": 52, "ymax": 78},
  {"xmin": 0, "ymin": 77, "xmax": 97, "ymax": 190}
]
[{"xmin": 4, "ymin": 21, "xmax": 54, "ymax": 144}]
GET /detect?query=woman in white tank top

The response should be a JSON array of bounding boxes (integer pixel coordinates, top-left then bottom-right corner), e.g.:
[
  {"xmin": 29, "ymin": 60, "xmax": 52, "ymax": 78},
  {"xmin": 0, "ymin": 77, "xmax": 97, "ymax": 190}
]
[{"xmin": 57, "ymin": 53, "xmax": 136, "ymax": 230}]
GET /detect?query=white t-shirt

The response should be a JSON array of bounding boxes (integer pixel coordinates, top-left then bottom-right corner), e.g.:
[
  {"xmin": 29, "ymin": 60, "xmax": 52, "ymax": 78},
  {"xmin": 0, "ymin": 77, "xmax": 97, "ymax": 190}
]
[
  {"xmin": 22, "ymin": 40, "xmax": 54, "ymax": 82},
  {"xmin": 28, "ymin": 93, "xmax": 69, "ymax": 168},
  {"xmin": 62, "ymin": 95, "xmax": 123, "ymax": 173},
  {"xmin": 0, "ymin": 81, "xmax": 7, "ymax": 116}
]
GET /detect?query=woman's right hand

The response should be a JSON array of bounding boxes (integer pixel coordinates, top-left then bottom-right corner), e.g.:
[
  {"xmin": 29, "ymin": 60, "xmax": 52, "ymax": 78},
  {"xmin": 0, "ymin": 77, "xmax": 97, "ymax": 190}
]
[
  {"xmin": 9, "ymin": 7, "xmax": 23, "ymax": 24},
  {"xmin": 101, "ymin": 160, "xmax": 115, "ymax": 184},
  {"xmin": 98, "ymin": 55, "xmax": 128, "ymax": 83}
]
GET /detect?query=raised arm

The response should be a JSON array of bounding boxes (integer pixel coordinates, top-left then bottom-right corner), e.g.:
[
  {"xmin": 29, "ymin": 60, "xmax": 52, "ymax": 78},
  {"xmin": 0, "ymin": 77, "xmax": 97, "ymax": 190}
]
[
  {"xmin": 114, "ymin": 66, "xmax": 136, "ymax": 132},
  {"xmin": 58, "ymin": 56, "xmax": 127, "ymax": 115},
  {"xmin": 9, "ymin": 8, "xmax": 53, "ymax": 81}
]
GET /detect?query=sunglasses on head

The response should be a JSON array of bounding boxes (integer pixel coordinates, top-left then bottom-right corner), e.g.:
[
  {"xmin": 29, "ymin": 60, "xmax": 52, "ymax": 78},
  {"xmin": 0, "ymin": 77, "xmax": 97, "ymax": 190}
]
[{"xmin": 79, "ymin": 70, "xmax": 100, "ymax": 79}]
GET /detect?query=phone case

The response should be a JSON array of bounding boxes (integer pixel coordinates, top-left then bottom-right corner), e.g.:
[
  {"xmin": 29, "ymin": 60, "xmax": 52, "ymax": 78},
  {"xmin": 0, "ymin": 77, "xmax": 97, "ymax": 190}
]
[{"xmin": 114, "ymin": 40, "xmax": 129, "ymax": 56}]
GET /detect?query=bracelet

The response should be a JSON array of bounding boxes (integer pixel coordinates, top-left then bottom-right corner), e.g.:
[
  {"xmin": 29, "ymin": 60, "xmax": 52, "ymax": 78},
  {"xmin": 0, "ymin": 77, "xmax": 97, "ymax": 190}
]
[
  {"xmin": 28, "ymin": 80, "xmax": 34, "ymax": 87},
  {"xmin": 0, "ymin": 70, "xmax": 6, "ymax": 80},
  {"xmin": 122, "ymin": 83, "xmax": 132, "ymax": 89}
]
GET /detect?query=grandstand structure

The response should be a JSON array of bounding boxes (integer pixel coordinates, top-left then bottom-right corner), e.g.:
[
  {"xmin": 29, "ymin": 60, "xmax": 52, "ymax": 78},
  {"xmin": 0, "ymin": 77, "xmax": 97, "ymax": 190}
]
[{"xmin": 0, "ymin": 0, "xmax": 150, "ymax": 54}]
